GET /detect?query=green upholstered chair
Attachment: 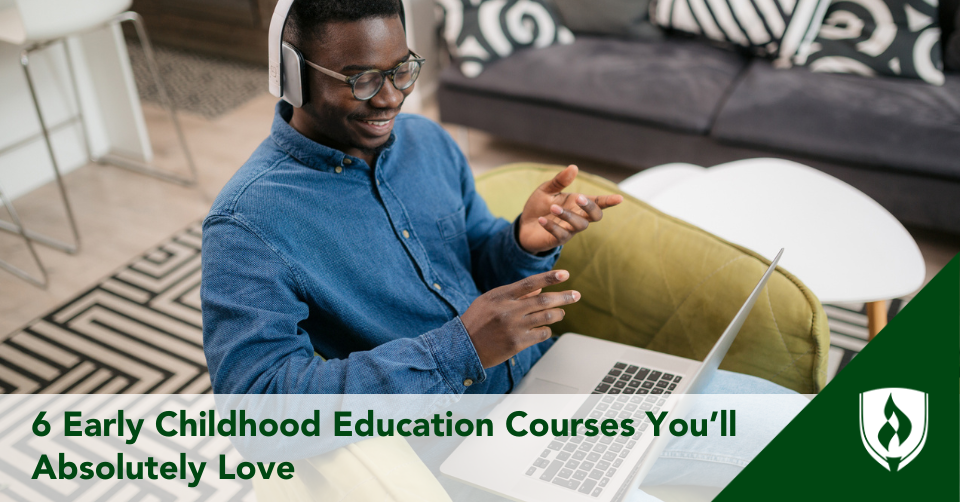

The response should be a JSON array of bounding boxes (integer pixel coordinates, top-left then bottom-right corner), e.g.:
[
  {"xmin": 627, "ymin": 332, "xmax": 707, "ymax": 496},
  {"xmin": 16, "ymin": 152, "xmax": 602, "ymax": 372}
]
[{"xmin": 475, "ymin": 164, "xmax": 830, "ymax": 393}]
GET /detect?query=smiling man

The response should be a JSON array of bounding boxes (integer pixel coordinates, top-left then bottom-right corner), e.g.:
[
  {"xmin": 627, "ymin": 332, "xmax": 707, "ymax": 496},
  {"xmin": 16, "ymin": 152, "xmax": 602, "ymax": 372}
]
[
  {"xmin": 199, "ymin": 2, "xmax": 810, "ymax": 497},
  {"xmin": 200, "ymin": 0, "xmax": 623, "ymax": 395}
]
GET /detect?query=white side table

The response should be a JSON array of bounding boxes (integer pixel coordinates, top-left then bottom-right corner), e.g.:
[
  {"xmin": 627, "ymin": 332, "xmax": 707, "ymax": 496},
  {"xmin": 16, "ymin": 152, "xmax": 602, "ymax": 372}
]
[{"xmin": 619, "ymin": 158, "xmax": 926, "ymax": 339}]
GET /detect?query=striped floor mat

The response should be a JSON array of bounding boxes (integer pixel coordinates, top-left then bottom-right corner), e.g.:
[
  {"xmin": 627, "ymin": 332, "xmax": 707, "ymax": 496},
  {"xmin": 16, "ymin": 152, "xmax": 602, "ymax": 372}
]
[
  {"xmin": 0, "ymin": 223, "xmax": 902, "ymax": 394},
  {"xmin": 0, "ymin": 224, "xmax": 206, "ymax": 394},
  {"xmin": 823, "ymin": 299, "xmax": 904, "ymax": 381}
]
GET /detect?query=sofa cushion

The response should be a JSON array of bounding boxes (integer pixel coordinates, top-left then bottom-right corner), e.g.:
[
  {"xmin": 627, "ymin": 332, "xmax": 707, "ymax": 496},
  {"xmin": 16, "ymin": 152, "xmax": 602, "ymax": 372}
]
[
  {"xmin": 650, "ymin": 0, "xmax": 829, "ymax": 62},
  {"xmin": 804, "ymin": 0, "xmax": 945, "ymax": 85},
  {"xmin": 436, "ymin": 0, "xmax": 575, "ymax": 78},
  {"xmin": 439, "ymin": 36, "xmax": 749, "ymax": 134},
  {"xmin": 550, "ymin": 0, "xmax": 662, "ymax": 40},
  {"xmin": 712, "ymin": 59, "xmax": 960, "ymax": 179},
  {"xmin": 940, "ymin": 0, "xmax": 958, "ymax": 71},
  {"xmin": 949, "ymin": 7, "xmax": 960, "ymax": 71}
]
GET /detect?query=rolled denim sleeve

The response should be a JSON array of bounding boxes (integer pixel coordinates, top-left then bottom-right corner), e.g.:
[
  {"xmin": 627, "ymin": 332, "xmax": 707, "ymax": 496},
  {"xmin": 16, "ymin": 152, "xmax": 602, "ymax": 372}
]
[
  {"xmin": 457, "ymin": 158, "xmax": 561, "ymax": 293},
  {"xmin": 201, "ymin": 215, "xmax": 486, "ymax": 394}
]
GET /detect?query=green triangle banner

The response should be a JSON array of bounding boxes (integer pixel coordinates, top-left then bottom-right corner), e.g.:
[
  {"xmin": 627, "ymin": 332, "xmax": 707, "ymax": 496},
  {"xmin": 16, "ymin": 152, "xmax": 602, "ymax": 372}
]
[{"xmin": 715, "ymin": 255, "xmax": 959, "ymax": 500}]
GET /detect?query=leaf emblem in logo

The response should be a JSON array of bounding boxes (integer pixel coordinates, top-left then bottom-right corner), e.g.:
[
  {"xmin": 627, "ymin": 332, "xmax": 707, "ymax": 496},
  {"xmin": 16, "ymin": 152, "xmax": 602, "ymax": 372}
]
[
  {"xmin": 860, "ymin": 388, "xmax": 927, "ymax": 472},
  {"xmin": 878, "ymin": 394, "xmax": 912, "ymax": 452}
]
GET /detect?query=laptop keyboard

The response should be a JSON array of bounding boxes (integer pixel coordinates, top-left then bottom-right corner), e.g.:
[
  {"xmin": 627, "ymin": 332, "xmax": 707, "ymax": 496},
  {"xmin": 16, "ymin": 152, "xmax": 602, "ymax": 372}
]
[{"xmin": 524, "ymin": 362, "xmax": 683, "ymax": 497}]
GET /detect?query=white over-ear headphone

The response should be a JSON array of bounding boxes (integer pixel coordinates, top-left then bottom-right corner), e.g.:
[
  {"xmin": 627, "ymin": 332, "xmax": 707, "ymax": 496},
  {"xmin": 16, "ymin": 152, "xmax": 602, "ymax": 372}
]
[{"xmin": 268, "ymin": 0, "xmax": 407, "ymax": 108}]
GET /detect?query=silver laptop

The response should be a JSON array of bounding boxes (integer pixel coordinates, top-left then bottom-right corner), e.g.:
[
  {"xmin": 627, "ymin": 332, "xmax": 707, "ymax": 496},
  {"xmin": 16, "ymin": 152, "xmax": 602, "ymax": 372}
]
[{"xmin": 441, "ymin": 249, "xmax": 784, "ymax": 502}]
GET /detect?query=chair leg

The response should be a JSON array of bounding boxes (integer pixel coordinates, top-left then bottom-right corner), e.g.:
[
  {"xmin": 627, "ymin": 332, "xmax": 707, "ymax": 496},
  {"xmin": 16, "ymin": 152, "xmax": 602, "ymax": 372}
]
[
  {"xmin": 866, "ymin": 300, "xmax": 887, "ymax": 341},
  {"xmin": 0, "ymin": 186, "xmax": 48, "ymax": 288},
  {"xmin": 61, "ymin": 39, "xmax": 96, "ymax": 164},
  {"xmin": 6, "ymin": 46, "xmax": 82, "ymax": 255},
  {"xmin": 91, "ymin": 11, "xmax": 199, "ymax": 186}
]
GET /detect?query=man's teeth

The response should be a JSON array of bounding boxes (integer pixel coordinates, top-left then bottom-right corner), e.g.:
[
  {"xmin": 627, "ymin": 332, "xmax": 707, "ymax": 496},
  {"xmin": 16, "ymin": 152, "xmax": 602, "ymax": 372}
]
[{"xmin": 364, "ymin": 119, "xmax": 390, "ymax": 126}]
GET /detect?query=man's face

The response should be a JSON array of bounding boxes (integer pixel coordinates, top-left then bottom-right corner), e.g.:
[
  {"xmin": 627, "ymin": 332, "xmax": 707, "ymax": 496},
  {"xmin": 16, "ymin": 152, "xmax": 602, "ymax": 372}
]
[{"xmin": 297, "ymin": 15, "xmax": 412, "ymax": 156}]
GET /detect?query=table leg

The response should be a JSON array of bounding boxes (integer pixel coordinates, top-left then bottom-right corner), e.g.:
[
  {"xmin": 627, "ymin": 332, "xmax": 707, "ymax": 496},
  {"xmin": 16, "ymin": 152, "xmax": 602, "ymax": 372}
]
[{"xmin": 866, "ymin": 301, "xmax": 887, "ymax": 340}]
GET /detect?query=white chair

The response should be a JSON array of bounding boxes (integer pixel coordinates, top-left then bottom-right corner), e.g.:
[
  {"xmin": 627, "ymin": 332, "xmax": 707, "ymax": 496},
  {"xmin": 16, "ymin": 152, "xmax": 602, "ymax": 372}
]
[{"xmin": 0, "ymin": 0, "xmax": 197, "ymax": 286}]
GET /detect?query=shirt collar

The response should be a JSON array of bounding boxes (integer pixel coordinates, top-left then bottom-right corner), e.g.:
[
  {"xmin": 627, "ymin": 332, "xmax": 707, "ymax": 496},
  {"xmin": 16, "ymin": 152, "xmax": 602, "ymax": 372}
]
[{"xmin": 269, "ymin": 100, "xmax": 396, "ymax": 172}]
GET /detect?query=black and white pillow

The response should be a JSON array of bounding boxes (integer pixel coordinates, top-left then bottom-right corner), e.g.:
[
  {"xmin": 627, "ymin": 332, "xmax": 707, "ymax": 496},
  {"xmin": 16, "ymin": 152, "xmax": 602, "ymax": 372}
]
[
  {"xmin": 436, "ymin": 0, "xmax": 575, "ymax": 78},
  {"xmin": 650, "ymin": 0, "xmax": 831, "ymax": 61},
  {"xmin": 803, "ymin": 0, "xmax": 945, "ymax": 85}
]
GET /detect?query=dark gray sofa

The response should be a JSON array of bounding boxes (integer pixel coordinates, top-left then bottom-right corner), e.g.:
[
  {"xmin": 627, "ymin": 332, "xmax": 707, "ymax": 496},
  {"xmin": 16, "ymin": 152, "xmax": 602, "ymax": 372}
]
[{"xmin": 437, "ymin": 36, "xmax": 960, "ymax": 234}]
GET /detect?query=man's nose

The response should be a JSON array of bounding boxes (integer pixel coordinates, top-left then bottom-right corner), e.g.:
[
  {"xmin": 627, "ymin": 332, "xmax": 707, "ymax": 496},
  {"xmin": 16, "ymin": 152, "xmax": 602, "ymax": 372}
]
[{"xmin": 369, "ymin": 78, "xmax": 405, "ymax": 108}]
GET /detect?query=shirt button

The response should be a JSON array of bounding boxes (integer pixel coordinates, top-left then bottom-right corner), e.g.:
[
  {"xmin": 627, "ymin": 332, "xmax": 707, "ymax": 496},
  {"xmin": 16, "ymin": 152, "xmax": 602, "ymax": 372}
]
[
  {"xmin": 463, "ymin": 379, "xmax": 473, "ymax": 387},
  {"xmin": 511, "ymin": 357, "xmax": 516, "ymax": 366},
  {"xmin": 343, "ymin": 158, "xmax": 352, "ymax": 165},
  {"xmin": 402, "ymin": 230, "xmax": 410, "ymax": 239},
  {"xmin": 433, "ymin": 283, "xmax": 442, "ymax": 291},
  {"xmin": 376, "ymin": 179, "xmax": 381, "ymax": 185},
  {"xmin": 334, "ymin": 166, "xmax": 343, "ymax": 174}
]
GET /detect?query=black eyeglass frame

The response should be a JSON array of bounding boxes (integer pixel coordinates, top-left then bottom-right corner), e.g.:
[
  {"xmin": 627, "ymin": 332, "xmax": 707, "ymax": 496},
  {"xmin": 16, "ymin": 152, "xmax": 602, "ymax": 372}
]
[{"xmin": 304, "ymin": 50, "xmax": 426, "ymax": 100}]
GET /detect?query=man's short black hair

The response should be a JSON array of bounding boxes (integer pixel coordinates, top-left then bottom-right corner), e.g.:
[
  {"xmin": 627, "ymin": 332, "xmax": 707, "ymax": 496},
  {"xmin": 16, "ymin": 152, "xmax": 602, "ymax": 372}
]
[{"xmin": 284, "ymin": 0, "xmax": 403, "ymax": 47}]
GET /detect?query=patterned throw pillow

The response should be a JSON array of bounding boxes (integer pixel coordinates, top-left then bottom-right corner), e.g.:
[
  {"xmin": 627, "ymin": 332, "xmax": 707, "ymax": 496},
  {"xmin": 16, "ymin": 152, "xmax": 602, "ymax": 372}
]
[
  {"xmin": 650, "ymin": 0, "xmax": 831, "ymax": 62},
  {"xmin": 803, "ymin": 0, "xmax": 945, "ymax": 85},
  {"xmin": 436, "ymin": 0, "xmax": 575, "ymax": 78}
]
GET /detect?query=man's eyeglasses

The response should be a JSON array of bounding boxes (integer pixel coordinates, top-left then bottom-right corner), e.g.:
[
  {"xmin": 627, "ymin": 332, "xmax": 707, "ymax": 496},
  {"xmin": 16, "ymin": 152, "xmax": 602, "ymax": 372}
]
[{"xmin": 304, "ymin": 51, "xmax": 425, "ymax": 101}]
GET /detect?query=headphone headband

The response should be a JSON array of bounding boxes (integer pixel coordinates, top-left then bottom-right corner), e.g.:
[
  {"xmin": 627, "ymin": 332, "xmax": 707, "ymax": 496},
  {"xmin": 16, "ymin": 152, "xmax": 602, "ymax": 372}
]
[
  {"xmin": 268, "ymin": 0, "xmax": 297, "ymax": 98},
  {"xmin": 268, "ymin": 0, "xmax": 408, "ymax": 101}
]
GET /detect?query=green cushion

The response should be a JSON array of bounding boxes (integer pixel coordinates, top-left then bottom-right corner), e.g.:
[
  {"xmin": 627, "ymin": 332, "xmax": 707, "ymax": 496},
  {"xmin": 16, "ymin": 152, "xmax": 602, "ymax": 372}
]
[{"xmin": 476, "ymin": 164, "xmax": 830, "ymax": 393}]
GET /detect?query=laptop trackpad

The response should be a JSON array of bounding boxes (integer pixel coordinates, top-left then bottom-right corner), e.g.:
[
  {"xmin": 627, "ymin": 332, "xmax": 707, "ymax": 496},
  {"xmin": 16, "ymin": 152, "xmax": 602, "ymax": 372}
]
[{"xmin": 524, "ymin": 378, "xmax": 579, "ymax": 394}]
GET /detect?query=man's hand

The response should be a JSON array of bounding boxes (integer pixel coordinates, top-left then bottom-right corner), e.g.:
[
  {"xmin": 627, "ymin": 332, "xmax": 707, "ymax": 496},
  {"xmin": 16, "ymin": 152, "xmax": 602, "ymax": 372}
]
[
  {"xmin": 518, "ymin": 165, "xmax": 624, "ymax": 254},
  {"xmin": 460, "ymin": 270, "xmax": 580, "ymax": 368}
]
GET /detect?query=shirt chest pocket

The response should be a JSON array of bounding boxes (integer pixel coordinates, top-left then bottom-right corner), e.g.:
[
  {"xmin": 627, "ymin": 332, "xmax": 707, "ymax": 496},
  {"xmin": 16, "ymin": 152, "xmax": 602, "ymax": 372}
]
[{"xmin": 436, "ymin": 207, "xmax": 473, "ymax": 294}]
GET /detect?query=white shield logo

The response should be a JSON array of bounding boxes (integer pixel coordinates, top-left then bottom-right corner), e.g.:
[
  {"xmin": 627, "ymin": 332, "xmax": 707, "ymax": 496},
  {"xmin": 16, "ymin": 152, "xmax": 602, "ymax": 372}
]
[{"xmin": 859, "ymin": 388, "xmax": 928, "ymax": 472}]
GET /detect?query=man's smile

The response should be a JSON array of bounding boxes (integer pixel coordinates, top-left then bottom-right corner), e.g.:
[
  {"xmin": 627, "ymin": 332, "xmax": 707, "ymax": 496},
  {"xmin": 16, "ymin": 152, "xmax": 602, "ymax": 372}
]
[{"xmin": 353, "ymin": 114, "xmax": 397, "ymax": 137}]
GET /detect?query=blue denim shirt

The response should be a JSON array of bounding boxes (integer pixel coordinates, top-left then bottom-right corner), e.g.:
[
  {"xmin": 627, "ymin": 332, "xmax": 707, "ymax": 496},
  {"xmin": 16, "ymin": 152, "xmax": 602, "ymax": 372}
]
[{"xmin": 201, "ymin": 102, "xmax": 560, "ymax": 394}]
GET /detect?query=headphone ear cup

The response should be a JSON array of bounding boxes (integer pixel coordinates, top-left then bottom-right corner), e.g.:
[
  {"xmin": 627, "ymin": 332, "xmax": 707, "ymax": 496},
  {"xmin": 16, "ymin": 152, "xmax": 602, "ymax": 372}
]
[{"xmin": 280, "ymin": 42, "xmax": 308, "ymax": 107}]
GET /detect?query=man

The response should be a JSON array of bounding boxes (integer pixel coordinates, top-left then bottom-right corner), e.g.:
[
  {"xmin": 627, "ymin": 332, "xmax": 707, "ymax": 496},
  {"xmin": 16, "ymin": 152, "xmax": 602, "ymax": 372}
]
[
  {"xmin": 200, "ymin": 0, "xmax": 623, "ymax": 395},
  {"xmin": 201, "ymin": 1, "xmax": 809, "ymax": 497}
]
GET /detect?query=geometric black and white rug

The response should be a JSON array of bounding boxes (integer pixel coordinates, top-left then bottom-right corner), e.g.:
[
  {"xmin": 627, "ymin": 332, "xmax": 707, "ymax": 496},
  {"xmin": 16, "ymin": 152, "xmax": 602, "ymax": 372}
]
[
  {"xmin": 0, "ymin": 223, "xmax": 207, "ymax": 394},
  {"xmin": 0, "ymin": 222, "xmax": 905, "ymax": 394}
]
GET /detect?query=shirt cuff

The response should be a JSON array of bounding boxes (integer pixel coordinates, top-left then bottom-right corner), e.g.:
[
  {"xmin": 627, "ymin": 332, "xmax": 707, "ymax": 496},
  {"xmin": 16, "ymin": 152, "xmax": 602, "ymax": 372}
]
[
  {"xmin": 508, "ymin": 217, "xmax": 562, "ymax": 267},
  {"xmin": 423, "ymin": 317, "xmax": 486, "ymax": 393}
]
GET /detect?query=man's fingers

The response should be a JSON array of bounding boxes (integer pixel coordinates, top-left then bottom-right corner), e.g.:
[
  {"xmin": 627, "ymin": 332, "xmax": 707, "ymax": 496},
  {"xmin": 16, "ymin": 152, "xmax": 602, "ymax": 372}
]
[
  {"xmin": 551, "ymin": 204, "xmax": 589, "ymax": 231},
  {"xmin": 525, "ymin": 326, "xmax": 553, "ymax": 345},
  {"xmin": 574, "ymin": 194, "xmax": 603, "ymax": 221},
  {"xmin": 593, "ymin": 194, "xmax": 624, "ymax": 209},
  {"xmin": 523, "ymin": 307, "xmax": 567, "ymax": 328},
  {"xmin": 538, "ymin": 216, "xmax": 572, "ymax": 243},
  {"xmin": 521, "ymin": 290, "xmax": 580, "ymax": 313},
  {"xmin": 540, "ymin": 165, "xmax": 579, "ymax": 194},
  {"xmin": 507, "ymin": 270, "xmax": 569, "ymax": 299}
]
